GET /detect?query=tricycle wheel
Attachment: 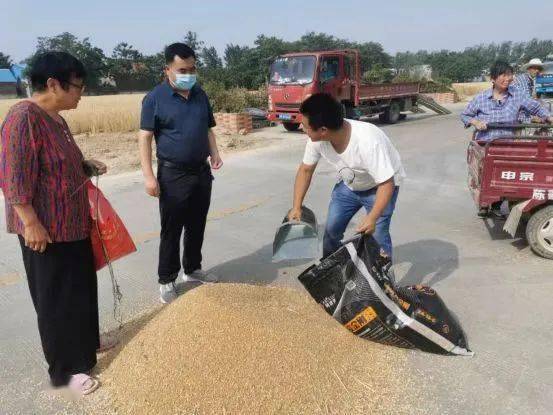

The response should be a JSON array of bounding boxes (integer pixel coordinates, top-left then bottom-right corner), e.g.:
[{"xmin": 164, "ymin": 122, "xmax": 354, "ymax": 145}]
[
  {"xmin": 526, "ymin": 205, "xmax": 553, "ymax": 259},
  {"xmin": 283, "ymin": 122, "xmax": 300, "ymax": 132}
]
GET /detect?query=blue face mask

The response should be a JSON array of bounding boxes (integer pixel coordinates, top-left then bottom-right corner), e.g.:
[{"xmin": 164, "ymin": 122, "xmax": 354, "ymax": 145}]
[{"xmin": 172, "ymin": 73, "xmax": 197, "ymax": 90}]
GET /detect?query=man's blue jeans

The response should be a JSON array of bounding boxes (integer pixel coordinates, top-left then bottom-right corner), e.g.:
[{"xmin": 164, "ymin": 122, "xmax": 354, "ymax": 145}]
[{"xmin": 323, "ymin": 182, "xmax": 399, "ymax": 258}]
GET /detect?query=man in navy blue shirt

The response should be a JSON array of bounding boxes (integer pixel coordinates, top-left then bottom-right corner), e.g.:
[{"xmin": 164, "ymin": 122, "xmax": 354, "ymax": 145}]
[{"xmin": 139, "ymin": 43, "xmax": 223, "ymax": 304}]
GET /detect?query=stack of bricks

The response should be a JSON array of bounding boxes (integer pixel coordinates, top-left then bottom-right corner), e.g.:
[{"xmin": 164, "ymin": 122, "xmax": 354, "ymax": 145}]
[
  {"xmin": 214, "ymin": 113, "xmax": 253, "ymax": 135},
  {"xmin": 422, "ymin": 92, "xmax": 459, "ymax": 104}
]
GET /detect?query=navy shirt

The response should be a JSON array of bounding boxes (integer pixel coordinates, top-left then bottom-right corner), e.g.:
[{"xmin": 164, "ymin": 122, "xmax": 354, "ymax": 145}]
[{"xmin": 140, "ymin": 82, "xmax": 216, "ymax": 164}]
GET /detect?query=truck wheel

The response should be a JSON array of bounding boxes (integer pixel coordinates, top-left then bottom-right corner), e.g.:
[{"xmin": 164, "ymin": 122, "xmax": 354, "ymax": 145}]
[
  {"xmin": 283, "ymin": 122, "xmax": 300, "ymax": 132},
  {"xmin": 526, "ymin": 205, "xmax": 553, "ymax": 259},
  {"xmin": 382, "ymin": 101, "xmax": 401, "ymax": 124}
]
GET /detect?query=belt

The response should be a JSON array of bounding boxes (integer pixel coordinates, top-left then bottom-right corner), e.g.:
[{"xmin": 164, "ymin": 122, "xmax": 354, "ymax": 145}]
[{"xmin": 157, "ymin": 159, "xmax": 209, "ymax": 173}]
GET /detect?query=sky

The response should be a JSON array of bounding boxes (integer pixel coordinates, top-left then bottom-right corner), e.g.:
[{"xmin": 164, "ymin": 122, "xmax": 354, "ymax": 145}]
[{"xmin": 1, "ymin": 0, "xmax": 553, "ymax": 63}]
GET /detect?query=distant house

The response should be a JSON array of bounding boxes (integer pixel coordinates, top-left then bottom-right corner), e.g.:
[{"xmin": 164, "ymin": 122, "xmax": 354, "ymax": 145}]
[
  {"xmin": 396, "ymin": 64, "xmax": 433, "ymax": 81},
  {"xmin": 0, "ymin": 69, "xmax": 18, "ymax": 98},
  {"xmin": 10, "ymin": 64, "xmax": 26, "ymax": 80},
  {"xmin": 409, "ymin": 64, "xmax": 433, "ymax": 81},
  {"xmin": 0, "ymin": 64, "xmax": 30, "ymax": 98},
  {"xmin": 11, "ymin": 64, "xmax": 30, "ymax": 97}
]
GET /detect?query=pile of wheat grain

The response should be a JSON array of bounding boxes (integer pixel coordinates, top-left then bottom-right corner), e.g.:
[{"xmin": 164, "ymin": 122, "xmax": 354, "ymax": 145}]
[{"xmin": 94, "ymin": 283, "xmax": 426, "ymax": 415}]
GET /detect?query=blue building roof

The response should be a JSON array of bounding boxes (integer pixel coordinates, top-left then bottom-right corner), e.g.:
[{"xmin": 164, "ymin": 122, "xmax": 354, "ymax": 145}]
[{"xmin": 0, "ymin": 69, "xmax": 17, "ymax": 83}]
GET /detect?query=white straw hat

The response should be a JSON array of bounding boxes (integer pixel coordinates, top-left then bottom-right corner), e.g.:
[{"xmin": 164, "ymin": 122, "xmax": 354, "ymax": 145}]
[{"xmin": 523, "ymin": 58, "xmax": 544, "ymax": 70}]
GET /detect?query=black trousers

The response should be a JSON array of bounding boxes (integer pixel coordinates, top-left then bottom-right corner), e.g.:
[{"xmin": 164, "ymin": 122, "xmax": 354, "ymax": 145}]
[
  {"xmin": 157, "ymin": 161, "xmax": 212, "ymax": 284},
  {"xmin": 18, "ymin": 236, "xmax": 100, "ymax": 387}
]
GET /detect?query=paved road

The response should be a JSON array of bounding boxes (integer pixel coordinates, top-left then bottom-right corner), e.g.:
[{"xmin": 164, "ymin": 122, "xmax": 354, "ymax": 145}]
[{"xmin": 1, "ymin": 106, "xmax": 551, "ymax": 414}]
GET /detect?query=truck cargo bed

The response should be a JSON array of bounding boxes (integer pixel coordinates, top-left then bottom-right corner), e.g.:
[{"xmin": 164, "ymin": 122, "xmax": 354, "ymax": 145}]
[{"xmin": 358, "ymin": 82, "xmax": 420, "ymax": 101}]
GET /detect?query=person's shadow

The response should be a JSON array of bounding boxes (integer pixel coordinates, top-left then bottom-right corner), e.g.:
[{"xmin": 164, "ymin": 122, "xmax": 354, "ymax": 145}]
[
  {"xmin": 393, "ymin": 239, "xmax": 460, "ymax": 286},
  {"xmin": 206, "ymin": 234, "xmax": 459, "ymax": 289},
  {"xmin": 207, "ymin": 243, "xmax": 314, "ymax": 285},
  {"xmin": 206, "ymin": 223, "xmax": 329, "ymax": 285}
]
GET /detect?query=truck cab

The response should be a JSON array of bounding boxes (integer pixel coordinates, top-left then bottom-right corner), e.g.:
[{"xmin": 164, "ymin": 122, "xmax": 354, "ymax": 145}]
[
  {"xmin": 536, "ymin": 61, "xmax": 553, "ymax": 101},
  {"xmin": 267, "ymin": 50, "xmax": 358, "ymax": 131}
]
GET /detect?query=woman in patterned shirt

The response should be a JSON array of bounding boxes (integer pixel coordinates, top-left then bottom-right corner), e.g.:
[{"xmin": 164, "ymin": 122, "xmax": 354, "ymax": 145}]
[{"xmin": 0, "ymin": 52, "xmax": 110, "ymax": 395}]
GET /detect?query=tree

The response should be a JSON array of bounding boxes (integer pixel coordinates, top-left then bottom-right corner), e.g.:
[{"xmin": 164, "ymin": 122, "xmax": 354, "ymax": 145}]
[
  {"xmin": 183, "ymin": 31, "xmax": 204, "ymax": 56},
  {"xmin": 143, "ymin": 52, "xmax": 165, "ymax": 85},
  {"xmin": 355, "ymin": 41, "xmax": 392, "ymax": 73},
  {"xmin": 295, "ymin": 32, "xmax": 347, "ymax": 52},
  {"xmin": 249, "ymin": 35, "xmax": 293, "ymax": 87},
  {"xmin": 26, "ymin": 31, "xmax": 553, "ymax": 93},
  {"xmin": 393, "ymin": 51, "xmax": 422, "ymax": 75},
  {"xmin": 497, "ymin": 41, "xmax": 513, "ymax": 62},
  {"xmin": 511, "ymin": 42, "xmax": 526, "ymax": 64},
  {"xmin": 200, "ymin": 46, "xmax": 223, "ymax": 70},
  {"xmin": 198, "ymin": 46, "xmax": 227, "ymax": 85},
  {"xmin": 393, "ymin": 41, "xmax": 539, "ymax": 83},
  {"xmin": 0, "ymin": 52, "xmax": 12, "ymax": 68},
  {"xmin": 112, "ymin": 42, "xmax": 142, "ymax": 60},
  {"xmin": 33, "ymin": 32, "xmax": 107, "ymax": 90},
  {"xmin": 223, "ymin": 44, "xmax": 256, "ymax": 88},
  {"xmin": 292, "ymin": 32, "xmax": 391, "ymax": 73},
  {"xmin": 363, "ymin": 63, "xmax": 393, "ymax": 83},
  {"xmin": 224, "ymin": 44, "xmax": 250, "ymax": 67},
  {"xmin": 523, "ymin": 38, "xmax": 553, "ymax": 62},
  {"xmin": 181, "ymin": 31, "xmax": 208, "ymax": 69},
  {"xmin": 107, "ymin": 42, "xmax": 161, "ymax": 91}
]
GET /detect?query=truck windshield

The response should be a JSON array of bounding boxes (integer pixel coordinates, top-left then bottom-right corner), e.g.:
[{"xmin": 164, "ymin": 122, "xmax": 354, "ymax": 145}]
[
  {"xmin": 270, "ymin": 56, "xmax": 316, "ymax": 85},
  {"xmin": 539, "ymin": 62, "xmax": 553, "ymax": 75}
]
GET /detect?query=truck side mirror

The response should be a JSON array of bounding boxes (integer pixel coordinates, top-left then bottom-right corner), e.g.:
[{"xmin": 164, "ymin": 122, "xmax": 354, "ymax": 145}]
[{"xmin": 317, "ymin": 80, "xmax": 324, "ymax": 91}]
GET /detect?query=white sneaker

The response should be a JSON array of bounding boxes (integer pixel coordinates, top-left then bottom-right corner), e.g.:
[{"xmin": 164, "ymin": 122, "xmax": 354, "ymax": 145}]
[
  {"xmin": 183, "ymin": 269, "xmax": 218, "ymax": 283},
  {"xmin": 159, "ymin": 282, "xmax": 178, "ymax": 304}
]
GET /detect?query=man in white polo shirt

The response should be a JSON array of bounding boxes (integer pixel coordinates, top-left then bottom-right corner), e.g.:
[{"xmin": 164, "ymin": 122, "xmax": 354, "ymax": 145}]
[{"xmin": 288, "ymin": 93, "xmax": 405, "ymax": 258}]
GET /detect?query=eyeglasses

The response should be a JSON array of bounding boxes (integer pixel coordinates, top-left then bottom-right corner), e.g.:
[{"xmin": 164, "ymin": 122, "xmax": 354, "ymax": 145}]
[{"xmin": 65, "ymin": 81, "xmax": 86, "ymax": 91}]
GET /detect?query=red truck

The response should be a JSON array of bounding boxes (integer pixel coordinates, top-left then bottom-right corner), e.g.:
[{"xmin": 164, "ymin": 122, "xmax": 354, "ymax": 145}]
[{"xmin": 267, "ymin": 49, "xmax": 420, "ymax": 131}]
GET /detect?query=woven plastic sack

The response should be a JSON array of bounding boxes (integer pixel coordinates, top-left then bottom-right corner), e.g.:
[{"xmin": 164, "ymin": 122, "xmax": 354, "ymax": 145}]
[{"xmin": 298, "ymin": 234, "xmax": 473, "ymax": 356}]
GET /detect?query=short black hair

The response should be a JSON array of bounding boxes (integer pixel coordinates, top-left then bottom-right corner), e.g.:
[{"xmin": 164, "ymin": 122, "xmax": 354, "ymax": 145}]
[
  {"xmin": 29, "ymin": 51, "xmax": 87, "ymax": 92},
  {"xmin": 164, "ymin": 43, "xmax": 196, "ymax": 64},
  {"xmin": 299, "ymin": 93, "xmax": 344, "ymax": 130},
  {"xmin": 490, "ymin": 60, "xmax": 514, "ymax": 80}
]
